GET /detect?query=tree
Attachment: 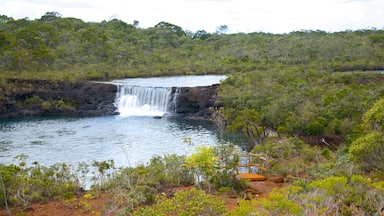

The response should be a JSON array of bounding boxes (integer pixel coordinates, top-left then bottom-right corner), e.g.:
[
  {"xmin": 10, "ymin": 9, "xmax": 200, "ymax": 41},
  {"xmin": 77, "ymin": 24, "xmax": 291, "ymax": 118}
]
[
  {"xmin": 133, "ymin": 20, "xmax": 139, "ymax": 28},
  {"xmin": 349, "ymin": 97, "xmax": 384, "ymax": 172},
  {"xmin": 154, "ymin": 21, "xmax": 185, "ymax": 36},
  {"xmin": 185, "ymin": 146, "xmax": 219, "ymax": 192},
  {"xmin": 349, "ymin": 132, "xmax": 384, "ymax": 172},
  {"xmin": 0, "ymin": 15, "xmax": 13, "ymax": 24},
  {"xmin": 40, "ymin": 11, "xmax": 61, "ymax": 22},
  {"xmin": 362, "ymin": 97, "xmax": 384, "ymax": 132},
  {"xmin": 0, "ymin": 29, "xmax": 11, "ymax": 51},
  {"xmin": 193, "ymin": 30, "xmax": 211, "ymax": 40},
  {"xmin": 225, "ymin": 108, "xmax": 266, "ymax": 150},
  {"xmin": 216, "ymin": 25, "xmax": 228, "ymax": 34},
  {"xmin": 0, "ymin": 165, "xmax": 16, "ymax": 216}
]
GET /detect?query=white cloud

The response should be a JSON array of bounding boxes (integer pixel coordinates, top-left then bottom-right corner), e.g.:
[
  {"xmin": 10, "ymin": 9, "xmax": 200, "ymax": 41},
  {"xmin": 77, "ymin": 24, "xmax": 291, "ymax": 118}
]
[{"xmin": 0, "ymin": 0, "xmax": 383, "ymax": 33}]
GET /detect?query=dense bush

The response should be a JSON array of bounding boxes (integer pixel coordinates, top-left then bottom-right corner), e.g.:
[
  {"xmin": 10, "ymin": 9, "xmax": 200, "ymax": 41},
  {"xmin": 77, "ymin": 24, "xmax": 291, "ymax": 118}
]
[
  {"xmin": 251, "ymin": 137, "xmax": 333, "ymax": 179},
  {"xmin": 233, "ymin": 175, "xmax": 384, "ymax": 216},
  {"xmin": 349, "ymin": 97, "xmax": 384, "ymax": 174},
  {"xmin": 0, "ymin": 155, "xmax": 82, "ymax": 209},
  {"xmin": 133, "ymin": 188, "xmax": 228, "ymax": 216},
  {"xmin": 218, "ymin": 70, "xmax": 384, "ymax": 148},
  {"xmin": 101, "ymin": 154, "xmax": 196, "ymax": 213}
]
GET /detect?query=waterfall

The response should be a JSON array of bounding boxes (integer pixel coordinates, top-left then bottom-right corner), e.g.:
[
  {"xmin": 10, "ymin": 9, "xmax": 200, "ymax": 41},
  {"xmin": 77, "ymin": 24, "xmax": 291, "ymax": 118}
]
[
  {"xmin": 169, "ymin": 87, "xmax": 181, "ymax": 113},
  {"xmin": 115, "ymin": 85, "xmax": 173, "ymax": 117}
]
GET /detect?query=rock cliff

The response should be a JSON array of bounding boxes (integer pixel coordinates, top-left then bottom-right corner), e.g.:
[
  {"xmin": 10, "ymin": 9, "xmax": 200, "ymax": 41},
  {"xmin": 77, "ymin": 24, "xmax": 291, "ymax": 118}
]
[
  {"xmin": 0, "ymin": 79, "xmax": 117, "ymax": 119},
  {"xmin": 172, "ymin": 84, "xmax": 219, "ymax": 117}
]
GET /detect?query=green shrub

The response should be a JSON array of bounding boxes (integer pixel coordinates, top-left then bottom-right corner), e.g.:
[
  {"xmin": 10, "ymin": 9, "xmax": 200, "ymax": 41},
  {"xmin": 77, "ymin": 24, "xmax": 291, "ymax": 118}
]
[
  {"xmin": 63, "ymin": 192, "xmax": 74, "ymax": 200},
  {"xmin": 252, "ymin": 138, "xmax": 333, "ymax": 177},
  {"xmin": 41, "ymin": 100, "xmax": 52, "ymax": 110},
  {"xmin": 55, "ymin": 99, "xmax": 76, "ymax": 110},
  {"xmin": 0, "ymin": 156, "xmax": 97, "ymax": 209},
  {"xmin": 133, "ymin": 188, "xmax": 228, "ymax": 216},
  {"xmin": 185, "ymin": 146, "xmax": 219, "ymax": 192},
  {"xmin": 232, "ymin": 175, "xmax": 384, "ymax": 215},
  {"xmin": 146, "ymin": 154, "xmax": 194, "ymax": 187},
  {"xmin": 25, "ymin": 95, "xmax": 42, "ymax": 106},
  {"xmin": 231, "ymin": 187, "xmax": 303, "ymax": 216}
]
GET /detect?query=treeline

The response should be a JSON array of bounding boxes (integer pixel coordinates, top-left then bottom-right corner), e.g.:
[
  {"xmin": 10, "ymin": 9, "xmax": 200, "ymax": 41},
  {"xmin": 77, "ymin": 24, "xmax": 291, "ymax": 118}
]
[{"xmin": 0, "ymin": 12, "xmax": 384, "ymax": 80}]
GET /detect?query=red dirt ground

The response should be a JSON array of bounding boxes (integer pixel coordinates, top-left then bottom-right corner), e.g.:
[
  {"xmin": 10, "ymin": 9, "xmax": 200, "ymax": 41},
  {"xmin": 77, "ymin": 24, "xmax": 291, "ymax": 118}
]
[{"xmin": 0, "ymin": 179, "xmax": 285, "ymax": 216}]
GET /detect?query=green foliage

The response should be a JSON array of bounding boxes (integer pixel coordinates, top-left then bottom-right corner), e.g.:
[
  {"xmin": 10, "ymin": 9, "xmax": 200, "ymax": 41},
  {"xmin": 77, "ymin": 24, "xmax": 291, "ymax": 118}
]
[
  {"xmin": 63, "ymin": 191, "xmax": 74, "ymax": 200},
  {"xmin": 349, "ymin": 97, "xmax": 384, "ymax": 173},
  {"xmin": 0, "ymin": 156, "xmax": 126, "ymax": 210},
  {"xmin": 133, "ymin": 188, "xmax": 228, "ymax": 216},
  {"xmin": 104, "ymin": 166, "xmax": 153, "ymax": 212},
  {"xmin": 102, "ymin": 154, "xmax": 195, "ymax": 213},
  {"xmin": 308, "ymin": 176, "xmax": 349, "ymax": 195},
  {"xmin": 362, "ymin": 97, "xmax": 384, "ymax": 132},
  {"xmin": 224, "ymin": 108, "xmax": 265, "ymax": 149},
  {"xmin": 211, "ymin": 143, "xmax": 249, "ymax": 192},
  {"xmin": 0, "ymin": 13, "xmax": 383, "ymax": 80},
  {"xmin": 261, "ymin": 187, "xmax": 303, "ymax": 215},
  {"xmin": 218, "ymin": 69, "xmax": 384, "ymax": 141},
  {"xmin": 146, "ymin": 154, "xmax": 195, "ymax": 187},
  {"xmin": 349, "ymin": 132, "xmax": 384, "ymax": 172},
  {"xmin": 91, "ymin": 159, "xmax": 115, "ymax": 189},
  {"xmin": 232, "ymin": 187, "xmax": 303, "ymax": 216},
  {"xmin": 252, "ymin": 137, "xmax": 333, "ymax": 178},
  {"xmin": 0, "ymin": 158, "xmax": 81, "ymax": 209},
  {"xmin": 40, "ymin": 100, "xmax": 52, "ymax": 110},
  {"xmin": 185, "ymin": 146, "xmax": 219, "ymax": 192},
  {"xmin": 55, "ymin": 99, "xmax": 76, "ymax": 110},
  {"xmin": 232, "ymin": 175, "xmax": 384, "ymax": 215},
  {"xmin": 302, "ymin": 175, "xmax": 384, "ymax": 215},
  {"xmin": 25, "ymin": 95, "xmax": 42, "ymax": 106}
]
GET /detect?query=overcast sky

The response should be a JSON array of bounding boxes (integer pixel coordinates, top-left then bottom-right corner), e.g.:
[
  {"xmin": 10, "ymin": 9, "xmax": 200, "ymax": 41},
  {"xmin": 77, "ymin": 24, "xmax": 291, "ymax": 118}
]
[{"xmin": 1, "ymin": 0, "xmax": 383, "ymax": 34}]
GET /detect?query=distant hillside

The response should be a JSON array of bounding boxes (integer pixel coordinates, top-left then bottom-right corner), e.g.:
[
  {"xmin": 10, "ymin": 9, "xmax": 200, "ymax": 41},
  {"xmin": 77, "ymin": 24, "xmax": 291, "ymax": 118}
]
[{"xmin": 0, "ymin": 12, "xmax": 383, "ymax": 80}]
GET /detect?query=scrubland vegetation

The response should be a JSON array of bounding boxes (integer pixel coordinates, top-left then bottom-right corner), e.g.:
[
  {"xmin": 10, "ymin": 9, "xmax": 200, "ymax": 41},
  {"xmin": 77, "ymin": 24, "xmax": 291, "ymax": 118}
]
[{"xmin": 1, "ymin": 12, "xmax": 384, "ymax": 215}]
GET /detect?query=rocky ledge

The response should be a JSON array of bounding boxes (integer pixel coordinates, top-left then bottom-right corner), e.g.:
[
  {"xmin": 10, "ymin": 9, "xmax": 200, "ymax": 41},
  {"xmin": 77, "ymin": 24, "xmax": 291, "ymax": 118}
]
[
  {"xmin": 172, "ymin": 84, "xmax": 220, "ymax": 118},
  {"xmin": 0, "ymin": 79, "xmax": 117, "ymax": 119}
]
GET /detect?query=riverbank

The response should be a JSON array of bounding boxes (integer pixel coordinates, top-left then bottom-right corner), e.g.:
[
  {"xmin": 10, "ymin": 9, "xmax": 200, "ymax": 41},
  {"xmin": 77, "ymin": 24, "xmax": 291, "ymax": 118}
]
[{"xmin": 0, "ymin": 79, "xmax": 117, "ymax": 119}]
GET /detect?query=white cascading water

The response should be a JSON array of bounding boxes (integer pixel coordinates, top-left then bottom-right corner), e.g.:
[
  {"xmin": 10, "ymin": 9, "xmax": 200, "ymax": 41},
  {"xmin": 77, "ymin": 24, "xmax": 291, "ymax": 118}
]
[
  {"xmin": 169, "ymin": 87, "xmax": 181, "ymax": 113},
  {"xmin": 115, "ymin": 85, "xmax": 173, "ymax": 117}
]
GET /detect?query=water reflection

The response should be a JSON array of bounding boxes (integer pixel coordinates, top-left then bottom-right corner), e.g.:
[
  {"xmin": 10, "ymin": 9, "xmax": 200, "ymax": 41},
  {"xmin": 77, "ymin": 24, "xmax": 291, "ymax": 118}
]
[{"xmin": 0, "ymin": 115, "xmax": 221, "ymax": 168}]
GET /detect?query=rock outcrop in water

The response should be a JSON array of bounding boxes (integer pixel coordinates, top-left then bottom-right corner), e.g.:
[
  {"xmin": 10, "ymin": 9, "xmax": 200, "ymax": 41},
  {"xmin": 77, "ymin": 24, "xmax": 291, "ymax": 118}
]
[
  {"xmin": 172, "ymin": 84, "xmax": 219, "ymax": 118},
  {"xmin": 0, "ymin": 79, "xmax": 117, "ymax": 119}
]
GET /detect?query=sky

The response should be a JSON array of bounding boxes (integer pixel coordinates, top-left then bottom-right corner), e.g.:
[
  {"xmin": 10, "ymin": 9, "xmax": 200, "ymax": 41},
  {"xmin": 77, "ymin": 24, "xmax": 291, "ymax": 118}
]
[{"xmin": 1, "ymin": 0, "xmax": 383, "ymax": 34}]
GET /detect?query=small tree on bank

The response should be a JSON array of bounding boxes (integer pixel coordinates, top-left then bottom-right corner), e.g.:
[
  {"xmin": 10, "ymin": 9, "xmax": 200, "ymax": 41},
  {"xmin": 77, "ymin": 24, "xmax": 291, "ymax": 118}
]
[{"xmin": 185, "ymin": 146, "xmax": 219, "ymax": 192}]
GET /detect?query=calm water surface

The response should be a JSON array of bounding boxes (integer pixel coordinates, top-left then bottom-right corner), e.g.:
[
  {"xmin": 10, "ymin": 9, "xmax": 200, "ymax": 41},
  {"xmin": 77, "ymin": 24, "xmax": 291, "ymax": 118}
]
[{"xmin": 0, "ymin": 116, "xmax": 220, "ymax": 167}]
